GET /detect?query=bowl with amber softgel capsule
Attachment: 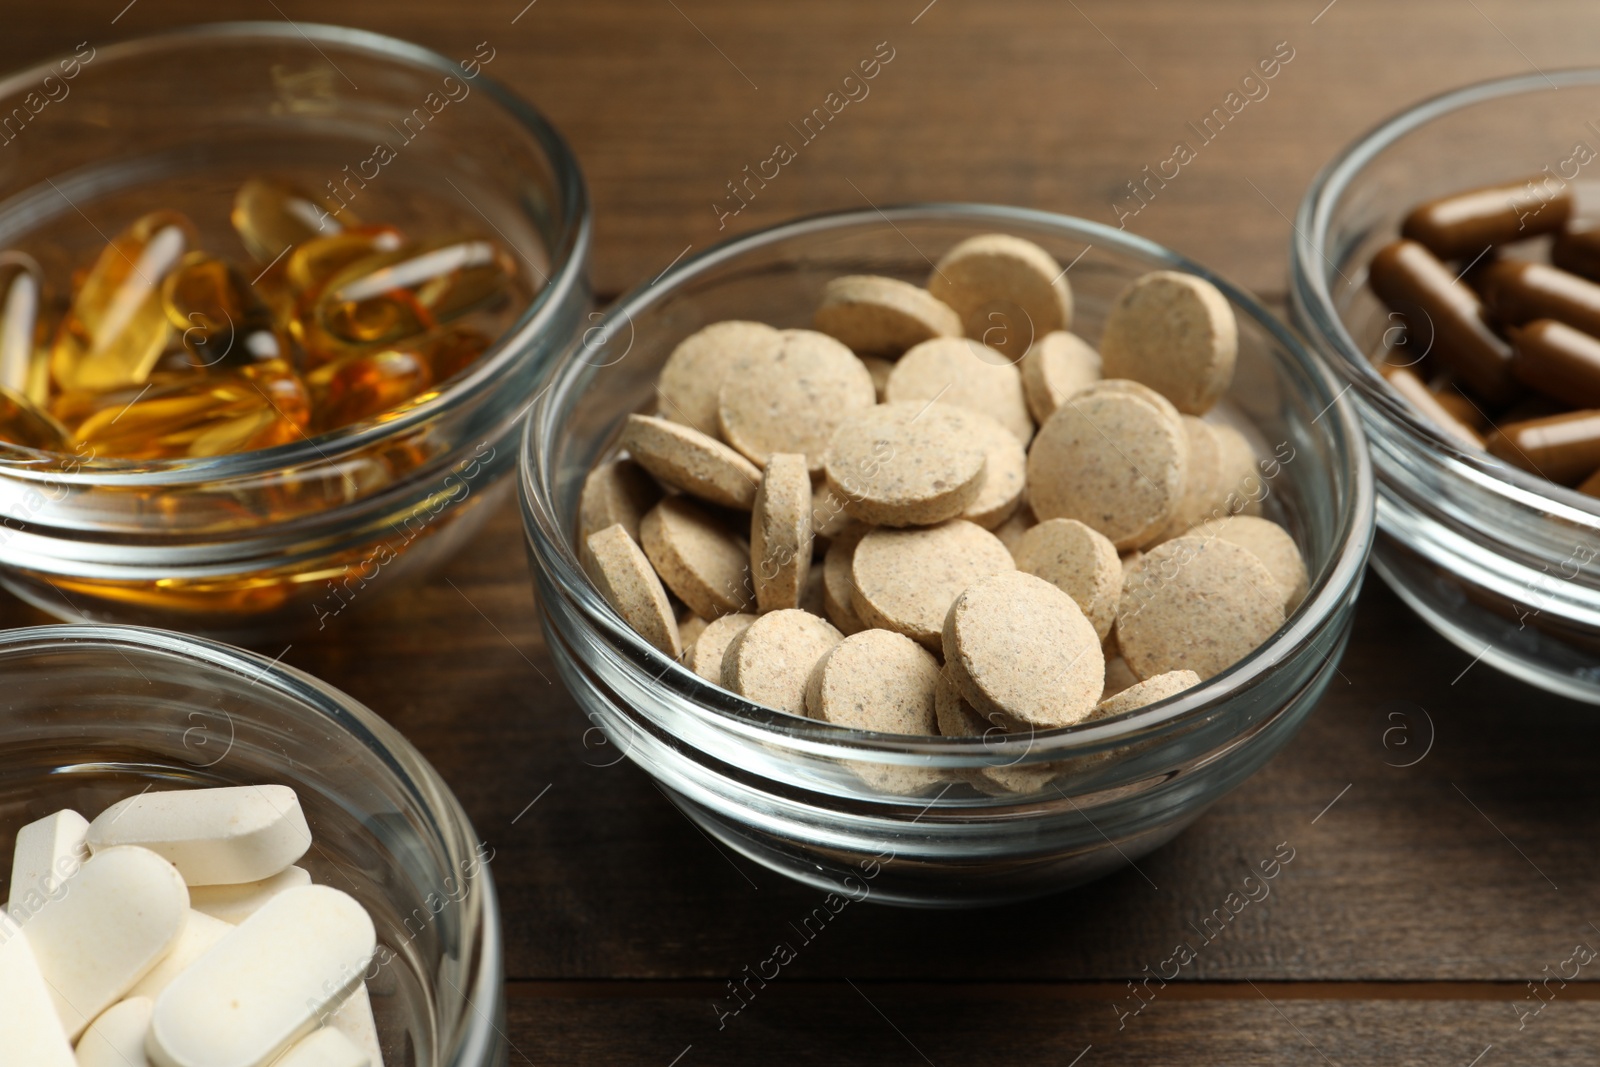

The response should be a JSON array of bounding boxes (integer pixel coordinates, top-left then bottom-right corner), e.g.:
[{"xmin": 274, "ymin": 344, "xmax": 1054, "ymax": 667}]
[
  {"xmin": 1293, "ymin": 70, "xmax": 1600, "ymax": 703},
  {"xmin": 0, "ymin": 23, "xmax": 589, "ymax": 640}
]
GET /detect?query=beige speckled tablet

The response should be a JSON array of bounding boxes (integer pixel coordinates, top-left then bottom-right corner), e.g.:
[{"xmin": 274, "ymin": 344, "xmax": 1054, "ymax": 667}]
[
  {"xmin": 928, "ymin": 234, "xmax": 1074, "ymax": 359},
  {"xmin": 1077, "ymin": 377, "xmax": 1185, "ymax": 434},
  {"xmin": 805, "ymin": 629, "xmax": 941, "ymax": 733},
  {"xmin": 885, "ymin": 337, "xmax": 1034, "ymax": 445},
  {"xmin": 751, "ymin": 453, "xmax": 814, "ymax": 612},
  {"xmin": 851, "ymin": 521, "xmax": 1014, "ymax": 650},
  {"xmin": 824, "ymin": 402, "xmax": 987, "ymax": 527},
  {"xmin": 933, "ymin": 667, "xmax": 1058, "ymax": 796},
  {"xmin": 1021, "ymin": 331, "xmax": 1101, "ymax": 424},
  {"xmin": 861, "ymin": 355, "xmax": 893, "ymax": 401},
  {"xmin": 678, "ymin": 611, "xmax": 710, "ymax": 653},
  {"xmin": 1009, "ymin": 518, "xmax": 1121, "ymax": 641},
  {"xmin": 959, "ymin": 408, "xmax": 1027, "ymax": 529},
  {"xmin": 1212, "ymin": 423, "xmax": 1264, "ymax": 516},
  {"xmin": 823, "ymin": 528, "xmax": 868, "ymax": 635},
  {"xmin": 1189, "ymin": 515, "xmax": 1309, "ymax": 612},
  {"xmin": 640, "ymin": 496, "xmax": 754, "ymax": 620},
  {"xmin": 1095, "ymin": 669, "xmax": 1200, "ymax": 717},
  {"xmin": 1116, "ymin": 535, "xmax": 1284, "ymax": 681},
  {"xmin": 688, "ymin": 612, "xmax": 756, "ymax": 682},
  {"xmin": 1100, "ymin": 271, "xmax": 1237, "ymax": 415},
  {"xmin": 717, "ymin": 329, "xmax": 876, "ymax": 474},
  {"xmin": 813, "ymin": 275, "xmax": 962, "ymax": 357},
  {"xmin": 943, "ymin": 570, "xmax": 1104, "ymax": 728},
  {"xmin": 579, "ymin": 459, "xmax": 661, "ymax": 544},
  {"xmin": 586, "ymin": 524, "xmax": 682, "ymax": 657},
  {"xmin": 799, "ymin": 562, "xmax": 827, "ymax": 617},
  {"xmin": 620, "ymin": 414, "xmax": 761, "ymax": 510},
  {"xmin": 1157, "ymin": 416, "xmax": 1227, "ymax": 541},
  {"xmin": 1026, "ymin": 390, "xmax": 1189, "ymax": 550},
  {"xmin": 991, "ymin": 504, "xmax": 1036, "ymax": 551},
  {"xmin": 811, "ymin": 482, "xmax": 859, "ymax": 542},
  {"xmin": 657, "ymin": 320, "xmax": 781, "ymax": 437},
  {"xmin": 722, "ymin": 609, "xmax": 844, "ymax": 715},
  {"xmin": 1101, "ymin": 656, "xmax": 1140, "ymax": 701}
]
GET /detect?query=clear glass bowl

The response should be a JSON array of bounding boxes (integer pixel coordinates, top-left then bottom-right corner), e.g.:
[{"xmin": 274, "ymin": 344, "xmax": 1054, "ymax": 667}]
[
  {"xmin": 0, "ymin": 623, "xmax": 504, "ymax": 1066},
  {"xmin": 0, "ymin": 23, "xmax": 590, "ymax": 642},
  {"xmin": 1291, "ymin": 70, "xmax": 1600, "ymax": 704},
  {"xmin": 521, "ymin": 204, "xmax": 1374, "ymax": 908}
]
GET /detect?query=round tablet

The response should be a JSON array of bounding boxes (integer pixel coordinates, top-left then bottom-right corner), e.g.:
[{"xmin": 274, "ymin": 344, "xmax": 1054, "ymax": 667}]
[
  {"xmin": 943, "ymin": 570, "xmax": 1104, "ymax": 728},
  {"xmin": 1026, "ymin": 390, "xmax": 1189, "ymax": 550},
  {"xmin": 1189, "ymin": 515, "xmax": 1309, "ymax": 612},
  {"xmin": 640, "ymin": 496, "xmax": 754, "ymax": 620},
  {"xmin": 1095, "ymin": 669, "xmax": 1201, "ymax": 718},
  {"xmin": 824, "ymin": 401, "xmax": 987, "ymax": 527},
  {"xmin": 861, "ymin": 355, "xmax": 894, "ymax": 401},
  {"xmin": 933, "ymin": 667, "xmax": 1059, "ymax": 796},
  {"xmin": 991, "ymin": 504, "xmax": 1036, "ymax": 551},
  {"xmin": 805, "ymin": 629, "xmax": 941, "ymax": 734},
  {"xmin": 822, "ymin": 528, "xmax": 868, "ymax": 636},
  {"xmin": 677, "ymin": 611, "xmax": 710, "ymax": 652},
  {"xmin": 722, "ymin": 609, "xmax": 844, "ymax": 715},
  {"xmin": 1009, "ymin": 518, "xmax": 1121, "ymax": 641},
  {"xmin": 851, "ymin": 521, "xmax": 1014, "ymax": 650},
  {"xmin": 579, "ymin": 459, "xmax": 661, "ymax": 544},
  {"xmin": 813, "ymin": 275, "xmax": 961, "ymax": 357},
  {"xmin": 927, "ymin": 233, "xmax": 1074, "ymax": 359},
  {"xmin": 1156, "ymin": 416, "xmax": 1226, "ymax": 541},
  {"xmin": 657, "ymin": 320, "xmax": 781, "ymax": 438},
  {"xmin": 717, "ymin": 328, "xmax": 876, "ymax": 474},
  {"xmin": 1116, "ymin": 535, "xmax": 1284, "ymax": 681},
  {"xmin": 885, "ymin": 337, "xmax": 1034, "ymax": 444},
  {"xmin": 751, "ymin": 453, "xmax": 814, "ymax": 612},
  {"xmin": 688, "ymin": 612, "xmax": 756, "ymax": 682},
  {"xmin": 620, "ymin": 414, "xmax": 761, "ymax": 510},
  {"xmin": 959, "ymin": 408, "xmax": 1027, "ymax": 529},
  {"xmin": 811, "ymin": 481, "xmax": 859, "ymax": 542},
  {"xmin": 585, "ymin": 523, "xmax": 682, "ymax": 657},
  {"xmin": 1077, "ymin": 377, "xmax": 1184, "ymax": 434},
  {"xmin": 1021, "ymin": 331, "xmax": 1101, "ymax": 424},
  {"xmin": 1100, "ymin": 270, "xmax": 1237, "ymax": 415},
  {"xmin": 1101, "ymin": 656, "xmax": 1140, "ymax": 702},
  {"xmin": 1211, "ymin": 422, "xmax": 1264, "ymax": 515}
]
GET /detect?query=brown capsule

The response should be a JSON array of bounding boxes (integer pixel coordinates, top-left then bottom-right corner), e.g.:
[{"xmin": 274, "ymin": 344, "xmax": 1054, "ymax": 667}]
[
  {"xmin": 1579, "ymin": 465, "xmax": 1600, "ymax": 498},
  {"xmin": 0, "ymin": 385, "xmax": 68, "ymax": 451},
  {"xmin": 312, "ymin": 236, "xmax": 514, "ymax": 350},
  {"xmin": 306, "ymin": 344, "xmax": 434, "ymax": 431},
  {"xmin": 1368, "ymin": 239, "xmax": 1519, "ymax": 405},
  {"xmin": 1552, "ymin": 221, "xmax": 1600, "ymax": 283},
  {"xmin": 1427, "ymin": 379, "xmax": 1489, "ymax": 430},
  {"xmin": 160, "ymin": 254, "xmax": 291, "ymax": 373},
  {"xmin": 230, "ymin": 178, "xmax": 354, "ymax": 265},
  {"xmin": 1401, "ymin": 176, "xmax": 1572, "ymax": 260},
  {"xmin": 1487, "ymin": 409, "xmax": 1600, "ymax": 485},
  {"xmin": 1379, "ymin": 364, "xmax": 1485, "ymax": 450},
  {"xmin": 1480, "ymin": 259, "xmax": 1600, "ymax": 338},
  {"xmin": 1508, "ymin": 319, "xmax": 1600, "ymax": 408}
]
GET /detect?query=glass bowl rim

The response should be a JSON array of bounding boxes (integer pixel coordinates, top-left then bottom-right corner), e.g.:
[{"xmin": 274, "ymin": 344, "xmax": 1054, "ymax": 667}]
[
  {"xmin": 522, "ymin": 201, "xmax": 1375, "ymax": 762},
  {"xmin": 0, "ymin": 20, "xmax": 592, "ymax": 485},
  {"xmin": 1290, "ymin": 66, "xmax": 1600, "ymax": 523}
]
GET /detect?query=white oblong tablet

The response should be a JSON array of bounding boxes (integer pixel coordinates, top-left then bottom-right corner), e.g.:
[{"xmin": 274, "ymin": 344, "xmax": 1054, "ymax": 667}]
[
  {"xmin": 75, "ymin": 996, "xmax": 154, "ymax": 1067},
  {"xmin": 147, "ymin": 884, "xmax": 377, "ymax": 1067},
  {"xmin": 126, "ymin": 910, "xmax": 233, "ymax": 1000},
  {"xmin": 189, "ymin": 865, "xmax": 311, "ymax": 924},
  {"xmin": 87, "ymin": 785, "xmax": 311, "ymax": 886},
  {"xmin": 21, "ymin": 845, "xmax": 189, "ymax": 1040},
  {"xmin": 329, "ymin": 983, "xmax": 384, "ymax": 1067},
  {"xmin": 8, "ymin": 809, "xmax": 89, "ymax": 916},
  {"xmin": 272, "ymin": 1028, "xmax": 369, "ymax": 1067},
  {"xmin": 0, "ymin": 915, "xmax": 75, "ymax": 1066}
]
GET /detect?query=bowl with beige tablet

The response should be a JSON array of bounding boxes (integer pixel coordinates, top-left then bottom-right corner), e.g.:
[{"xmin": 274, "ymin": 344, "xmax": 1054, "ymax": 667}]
[
  {"xmin": 0, "ymin": 624, "xmax": 503, "ymax": 1065},
  {"xmin": 1293, "ymin": 70, "xmax": 1600, "ymax": 703},
  {"xmin": 523, "ymin": 204, "xmax": 1373, "ymax": 907}
]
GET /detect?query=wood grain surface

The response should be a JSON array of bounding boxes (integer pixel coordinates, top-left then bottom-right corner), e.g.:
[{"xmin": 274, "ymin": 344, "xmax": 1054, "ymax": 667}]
[{"xmin": 5, "ymin": 1, "xmax": 1600, "ymax": 1063}]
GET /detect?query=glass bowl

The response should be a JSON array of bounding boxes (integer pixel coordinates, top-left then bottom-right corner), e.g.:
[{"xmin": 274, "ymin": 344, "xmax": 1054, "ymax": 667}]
[
  {"xmin": 1291, "ymin": 70, "xmax": 1600, "ymax": 704},
  {"xmin": 0, "ymin": 23, "xmax": 590, "ymax": 642},
  {"xmin": 0, "ymin": 623, "xmax": 504, "ymax": 1066},
  {"xmin": 521, "ymin": 204, "xmax": 1374, "ymax": 908}
]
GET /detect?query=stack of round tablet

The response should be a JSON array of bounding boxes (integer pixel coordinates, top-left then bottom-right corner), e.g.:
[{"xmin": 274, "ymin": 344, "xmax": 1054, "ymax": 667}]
[{"xmin": 578, "ymin": 232, "xmax": 1308, "ymax": 795}]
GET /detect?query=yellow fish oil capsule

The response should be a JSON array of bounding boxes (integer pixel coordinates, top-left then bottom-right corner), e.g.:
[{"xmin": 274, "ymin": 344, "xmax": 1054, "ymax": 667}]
[
  {"xmin": 50, "ymin": 210, "xmax": 197, "ymax": 394},
  {"xmin": 161, "ymin": 253, "xmax": 291, "ymax": 372},
  {"xmin": 0, "ymin": 386, "xmax": 69, "ymax": 450},
  {"xmin": 284, "ymin": 225, "xmax": 404, "ymax": 298},
  {"xmin": 308, "ymin": 343, "xmax": 433, "ymax": 431},
  {"xmin": 312, "ymin": 236, "xmax": 515, "ymax": 350},
  {"xmin": 0, "ymin": 251, "xmax": 49, "ymax": 400},
  {"xmin": 71, "ymin": 363, "xmax": 310, "ymax": 460},
  {"xmin": 230, "ymin": 178, "xmax": 355, "ymax": 265},
  {"xmin": 419, "ymin": 326, "xmax": 492, "ymax": 384}
]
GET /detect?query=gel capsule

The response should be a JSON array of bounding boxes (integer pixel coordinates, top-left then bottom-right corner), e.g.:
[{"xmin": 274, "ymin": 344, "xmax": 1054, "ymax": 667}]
[
  {"xmin": 20, "ymin": 845, "xmax": 189, "ymax": 1040},
  {"xmin": 50, "ymin": 211, "xmax": 196, "ymax": 393},
  {"xmin": 7, "ymin": 809, "xmax": 88, "ymax": 914},
  {"xmin": 0, "ymin": 386, "xmax": 69, "ymax": 450},
  {"xmin": 70, "ymin": 365, "xmax": 311, "ymax": 460},
  {"xmin": 1401, "ymin": 176, "xmax": 1572, "ymax": 260},
  {"xmin": 87, "ymin": 784, "xmax": 311, "ymax": 886},
  {"xmin": 1552, "ymin": 221, "xmax": 1600, "ymax": 282},
  {"xmin": 1487, "ymin": 408, "xmax": 1600, "ymax": 484},
  {"xmin": 313, "ymin": 236, "xmax": 514, "ymax": 349},
  {"xmin": 1368, "ymin": 239, "xmax": 1519, "ymax": 405},
  {"xmin": 1509, "ymin": 319, "xmax": 1600, "ymax": 408},
  {"xmin": 75, "ymin": 996, "xmax": 155, "ymax": 1067},
  {"xmin": 285, "ymin": 225, "xmax": 404, "ymax": 298},
  {"xmin": 0, "ymin": 252, "xmax": 46, "ymax": 398},
  {"xmin": 1379, "ymin": 364, "xmax": 1485, "ymax": 450},
  {"xmin": 146, "ymin": 885, "xmax": 377, "ymax": 1067},
  {"xmin": 308, "ymin": 344, "xmax": 433, "ymax": 431},
  {"xmin": 0, "ymin": 914, "xmax": 75, "ymax": 1066},
  {"xmin": 1580, "ymin": 465, "xmax": 1600, "ymax": 497},
  {"xmin": 161, "ymin": 254, "xmax": 291, "ymax": 372},
  {"xmin": 1479, "ymin": 258, "xmax": 1600, "ymax": 338},
  {"xmin": 231, "ymin": 178, "xmax": 354, "ymax": 265}
]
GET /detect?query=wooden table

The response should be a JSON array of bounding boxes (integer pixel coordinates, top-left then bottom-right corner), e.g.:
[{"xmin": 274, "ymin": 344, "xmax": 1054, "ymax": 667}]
[{"xmin": 6, "ymin": 2, "xmax": 1600, "ymax": 1062}]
